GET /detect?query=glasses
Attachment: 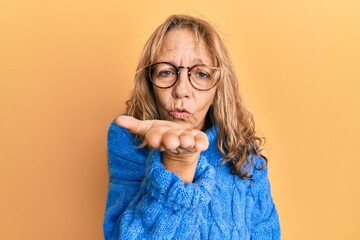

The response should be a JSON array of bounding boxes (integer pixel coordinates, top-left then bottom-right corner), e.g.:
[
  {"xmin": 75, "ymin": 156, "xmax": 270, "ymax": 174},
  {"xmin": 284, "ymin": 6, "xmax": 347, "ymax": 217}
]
[{"xmin": 148, "ymin": 62, "xmax": 219, "ymax": 91}]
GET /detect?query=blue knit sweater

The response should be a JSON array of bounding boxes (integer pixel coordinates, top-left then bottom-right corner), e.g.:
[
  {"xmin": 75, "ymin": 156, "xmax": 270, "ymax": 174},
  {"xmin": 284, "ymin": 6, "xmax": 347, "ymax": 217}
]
[{"xmin": 104, "ymin": 120, "xmax": 280, "ymax": 239}]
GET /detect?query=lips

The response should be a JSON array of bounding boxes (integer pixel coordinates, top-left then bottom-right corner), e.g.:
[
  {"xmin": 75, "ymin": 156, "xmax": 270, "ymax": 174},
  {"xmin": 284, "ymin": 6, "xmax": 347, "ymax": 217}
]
[{"xmin": 169, "ymin": 108, "xmax": 191, "ymax": 119}]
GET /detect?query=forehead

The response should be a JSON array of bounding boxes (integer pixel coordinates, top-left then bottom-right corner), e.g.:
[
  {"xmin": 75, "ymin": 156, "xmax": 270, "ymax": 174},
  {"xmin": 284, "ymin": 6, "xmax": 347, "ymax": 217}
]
[{"xmin": 155, "ymin": 29, "xmax": 213, "ymax": 65}]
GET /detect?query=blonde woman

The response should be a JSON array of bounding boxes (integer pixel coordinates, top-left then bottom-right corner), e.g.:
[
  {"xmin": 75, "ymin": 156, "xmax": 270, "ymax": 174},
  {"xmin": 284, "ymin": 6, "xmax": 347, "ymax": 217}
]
[{"xmin": 104, "ymin": 14, "xmax": 280, "ymax": 239}]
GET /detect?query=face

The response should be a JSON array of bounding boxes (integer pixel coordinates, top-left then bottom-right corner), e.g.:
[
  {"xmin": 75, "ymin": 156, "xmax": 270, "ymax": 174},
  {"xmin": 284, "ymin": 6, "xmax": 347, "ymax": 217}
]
[{"xmin": 152, "ymin": 29, "xmax": 217, "ymax": 130}]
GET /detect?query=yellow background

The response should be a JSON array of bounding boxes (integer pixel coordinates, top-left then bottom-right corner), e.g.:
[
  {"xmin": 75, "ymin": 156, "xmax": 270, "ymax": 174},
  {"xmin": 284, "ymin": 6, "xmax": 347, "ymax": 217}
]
[{"xmin": 1, "ymin": 0, "xmax": 359, "ymax": 239}]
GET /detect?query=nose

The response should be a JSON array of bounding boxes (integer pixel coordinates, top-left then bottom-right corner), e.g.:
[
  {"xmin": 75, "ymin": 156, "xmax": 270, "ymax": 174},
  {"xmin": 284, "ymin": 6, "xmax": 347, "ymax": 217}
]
[{"xmin": 172, "ymin": 68, "xmax": 191, "ymax": 99}]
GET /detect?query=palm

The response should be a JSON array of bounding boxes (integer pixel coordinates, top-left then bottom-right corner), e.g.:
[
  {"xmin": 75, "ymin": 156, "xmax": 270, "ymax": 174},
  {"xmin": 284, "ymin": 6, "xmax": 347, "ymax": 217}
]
[{"xmin": 116, "ymin": 115, "xmax": 209, "ymax": 154}]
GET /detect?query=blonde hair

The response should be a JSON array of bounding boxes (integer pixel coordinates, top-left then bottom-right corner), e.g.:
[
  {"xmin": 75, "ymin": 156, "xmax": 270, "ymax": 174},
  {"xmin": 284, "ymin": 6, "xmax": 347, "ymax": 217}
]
[{"xmin": 126, "ymin": 14, "xmax": 267, "ymax": 179}]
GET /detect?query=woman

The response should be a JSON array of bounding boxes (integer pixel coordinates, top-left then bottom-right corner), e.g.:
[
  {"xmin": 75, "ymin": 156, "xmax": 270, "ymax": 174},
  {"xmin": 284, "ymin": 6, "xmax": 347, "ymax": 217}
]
[{"xmin": 104, "ymin": 14, "xmax": 280, "ymax": 239}]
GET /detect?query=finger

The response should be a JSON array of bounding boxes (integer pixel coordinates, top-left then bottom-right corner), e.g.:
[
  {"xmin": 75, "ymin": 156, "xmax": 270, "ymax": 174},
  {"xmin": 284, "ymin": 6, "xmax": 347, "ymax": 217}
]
[
  {"xmin": 145, "ymin": 130, "xmax": 163, "ymax": 148},
  {"xmin": 184, "ymin": 147, "xmax": 196, "ymax": 153},
  {"xmin": 115, "ymin": 116, "xmax": 151, "ymax": 135},
  {"xmin": 164, "ymin": 147, "xmax": 196, "ymax": 155},
  {"xmin": 168, "ymin": 149, "xmax": 180, "ymax": 154},
  {"xmin": 194, "ymin": 132, "xmax": 209, "ymax": 152},
  {"xmin": 162, "ymin": 131, "xmax": 181, "ymax": 150},
  {"xmin": 174, "ymin": 147, "xmax": 196, "ymax": 154},
  {"xmin": 179, "ymin": 132, "xmax": 195, "ymax": 149}
]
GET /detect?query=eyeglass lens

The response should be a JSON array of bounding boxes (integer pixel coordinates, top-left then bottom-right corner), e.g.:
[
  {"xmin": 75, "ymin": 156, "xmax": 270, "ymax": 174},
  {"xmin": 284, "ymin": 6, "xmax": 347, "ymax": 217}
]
[{"xmin": 150, "ymin": 62, "xmax": 217, "ymax": 91}]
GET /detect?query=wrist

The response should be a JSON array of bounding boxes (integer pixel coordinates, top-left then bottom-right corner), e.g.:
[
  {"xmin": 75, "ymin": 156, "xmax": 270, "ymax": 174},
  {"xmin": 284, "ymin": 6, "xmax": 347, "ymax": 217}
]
[{"xmin": 162, "ymin": 152, "xmax": 199, "ymax": 183}]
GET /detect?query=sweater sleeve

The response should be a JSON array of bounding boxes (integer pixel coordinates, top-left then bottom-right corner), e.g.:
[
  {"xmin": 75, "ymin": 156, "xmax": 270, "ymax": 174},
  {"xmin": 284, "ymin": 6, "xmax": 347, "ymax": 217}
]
[
  {"xmin": 246, "ymin": 156, "xmax": 281, "ymax": 240},
  {"xmin": 103, "ymin": 121, "xmax": 216, "ymax": 240}
]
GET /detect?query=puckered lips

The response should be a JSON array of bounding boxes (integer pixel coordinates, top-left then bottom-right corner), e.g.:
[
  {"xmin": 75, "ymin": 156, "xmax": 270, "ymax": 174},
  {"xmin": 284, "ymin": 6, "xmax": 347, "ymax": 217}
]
[{"xmin": 169, "ymin": 108, "xmax": 191, "ymax": 120}]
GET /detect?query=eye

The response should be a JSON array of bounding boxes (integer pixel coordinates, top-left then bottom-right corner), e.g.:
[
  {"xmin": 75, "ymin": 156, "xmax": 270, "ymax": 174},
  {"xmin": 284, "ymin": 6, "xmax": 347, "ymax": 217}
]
[
  {"xmin": 158, "ymin": 70, "xmax": 175, "ymax": 77},
  {"xmin": 192, "ymin": 67, "xmax": 211, "ymax": 80},
  {"xmin": 196, "ymin": 71, "xmax": 209, "ymax": 79}
]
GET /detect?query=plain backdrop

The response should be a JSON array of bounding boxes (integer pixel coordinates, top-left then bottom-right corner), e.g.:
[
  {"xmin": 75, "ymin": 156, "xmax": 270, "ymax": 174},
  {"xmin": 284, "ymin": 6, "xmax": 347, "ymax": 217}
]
[{"xmin": 1, "ymin": 0, "xmax": 359, "ymax": 239}]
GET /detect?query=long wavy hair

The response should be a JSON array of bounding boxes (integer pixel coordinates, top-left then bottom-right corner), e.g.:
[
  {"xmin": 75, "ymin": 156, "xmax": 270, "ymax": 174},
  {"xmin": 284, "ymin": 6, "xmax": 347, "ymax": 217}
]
[{"xmin": 126, "ymin": 14, "xmax": 267, "ymax": 179}]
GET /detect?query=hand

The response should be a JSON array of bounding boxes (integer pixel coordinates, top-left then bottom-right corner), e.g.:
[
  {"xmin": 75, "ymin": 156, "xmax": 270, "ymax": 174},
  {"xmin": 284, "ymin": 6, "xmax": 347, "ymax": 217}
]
[{"xmin": 116, "ymin": 115, "xmax": 209, "ymax": 182}]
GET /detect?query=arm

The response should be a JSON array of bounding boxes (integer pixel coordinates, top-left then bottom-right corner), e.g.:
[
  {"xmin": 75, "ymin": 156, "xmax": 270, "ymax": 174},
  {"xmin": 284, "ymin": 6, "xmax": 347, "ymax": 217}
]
[
  {"xmin": 103, "ymin": 121, "xmax": 215, "ymax": 240},
  {"xmin": 115, "ymin": 116, "xmax": 209, "ymax": 183},
  {"xmin": 247, "ymin": 156, "xmax": 281, "ymax": 240}
]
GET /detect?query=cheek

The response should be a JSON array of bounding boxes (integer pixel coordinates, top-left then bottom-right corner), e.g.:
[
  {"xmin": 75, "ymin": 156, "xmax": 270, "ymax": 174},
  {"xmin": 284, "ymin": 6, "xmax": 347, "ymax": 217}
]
[
  {"xmin": 153, "ymin": 90, "xmax": 169, "ymax": 113},
  {"xmin": 198, "ymin": 92, "xmax": 216, "ymax": 110}
]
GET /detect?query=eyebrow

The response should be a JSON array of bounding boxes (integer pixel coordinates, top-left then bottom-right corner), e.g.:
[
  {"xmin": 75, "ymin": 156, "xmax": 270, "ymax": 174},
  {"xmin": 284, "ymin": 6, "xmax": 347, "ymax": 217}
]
[
  {"xmin": 192, "ymin": 58, "xmax": 208, "ymax": 64},
  {"xmin": 156, "ymin": 58, "xmax": 213, "ymax": 67}
]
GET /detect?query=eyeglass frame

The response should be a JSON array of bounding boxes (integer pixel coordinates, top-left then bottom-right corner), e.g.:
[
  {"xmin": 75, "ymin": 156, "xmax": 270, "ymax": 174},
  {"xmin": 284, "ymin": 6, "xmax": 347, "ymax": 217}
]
[{"xmin": 147, "ymin": 61, "xmax": 219, "ymax": 91}]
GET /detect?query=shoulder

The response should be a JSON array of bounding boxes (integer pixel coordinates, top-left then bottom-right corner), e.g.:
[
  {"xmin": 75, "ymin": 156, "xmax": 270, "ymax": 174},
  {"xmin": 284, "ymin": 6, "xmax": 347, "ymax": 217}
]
[
  {"xmin": 107, "ymin": 117, "xmax": 148, "ymax": 182},
  {"xmin": 107, "ymin": 117, "xmax": 148, "ymax": 161},
  {"xmin": 107, "ymin": 115, "xmax": 132, "ymax": 139},
  {"xmin": 107, "ymin": 115, "xmax": 142, "ymax": 146},
  {"xmin": 248, "ymin": 155, "xmax": 269, "ymax": 183}
]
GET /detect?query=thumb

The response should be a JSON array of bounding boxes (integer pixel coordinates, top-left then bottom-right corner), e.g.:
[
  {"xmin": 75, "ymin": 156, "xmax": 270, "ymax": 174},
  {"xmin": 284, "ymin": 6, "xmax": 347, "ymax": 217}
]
[{"xmin": 115, "ymin": 115, "xmax": 151, "ymax": 135}]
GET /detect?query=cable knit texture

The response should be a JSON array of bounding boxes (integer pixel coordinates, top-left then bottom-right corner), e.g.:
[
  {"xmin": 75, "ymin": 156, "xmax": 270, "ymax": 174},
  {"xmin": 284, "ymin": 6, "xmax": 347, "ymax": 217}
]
[{"xmin": 104, "ymin": 120, "xmax": 280, "ymax": 239}]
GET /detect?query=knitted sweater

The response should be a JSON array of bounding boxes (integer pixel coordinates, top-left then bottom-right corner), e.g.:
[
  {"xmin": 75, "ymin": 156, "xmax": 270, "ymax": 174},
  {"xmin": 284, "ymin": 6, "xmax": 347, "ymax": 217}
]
[{"xmin": 104, "ymin": 120, "xmax": 280, "ymax": 239}]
